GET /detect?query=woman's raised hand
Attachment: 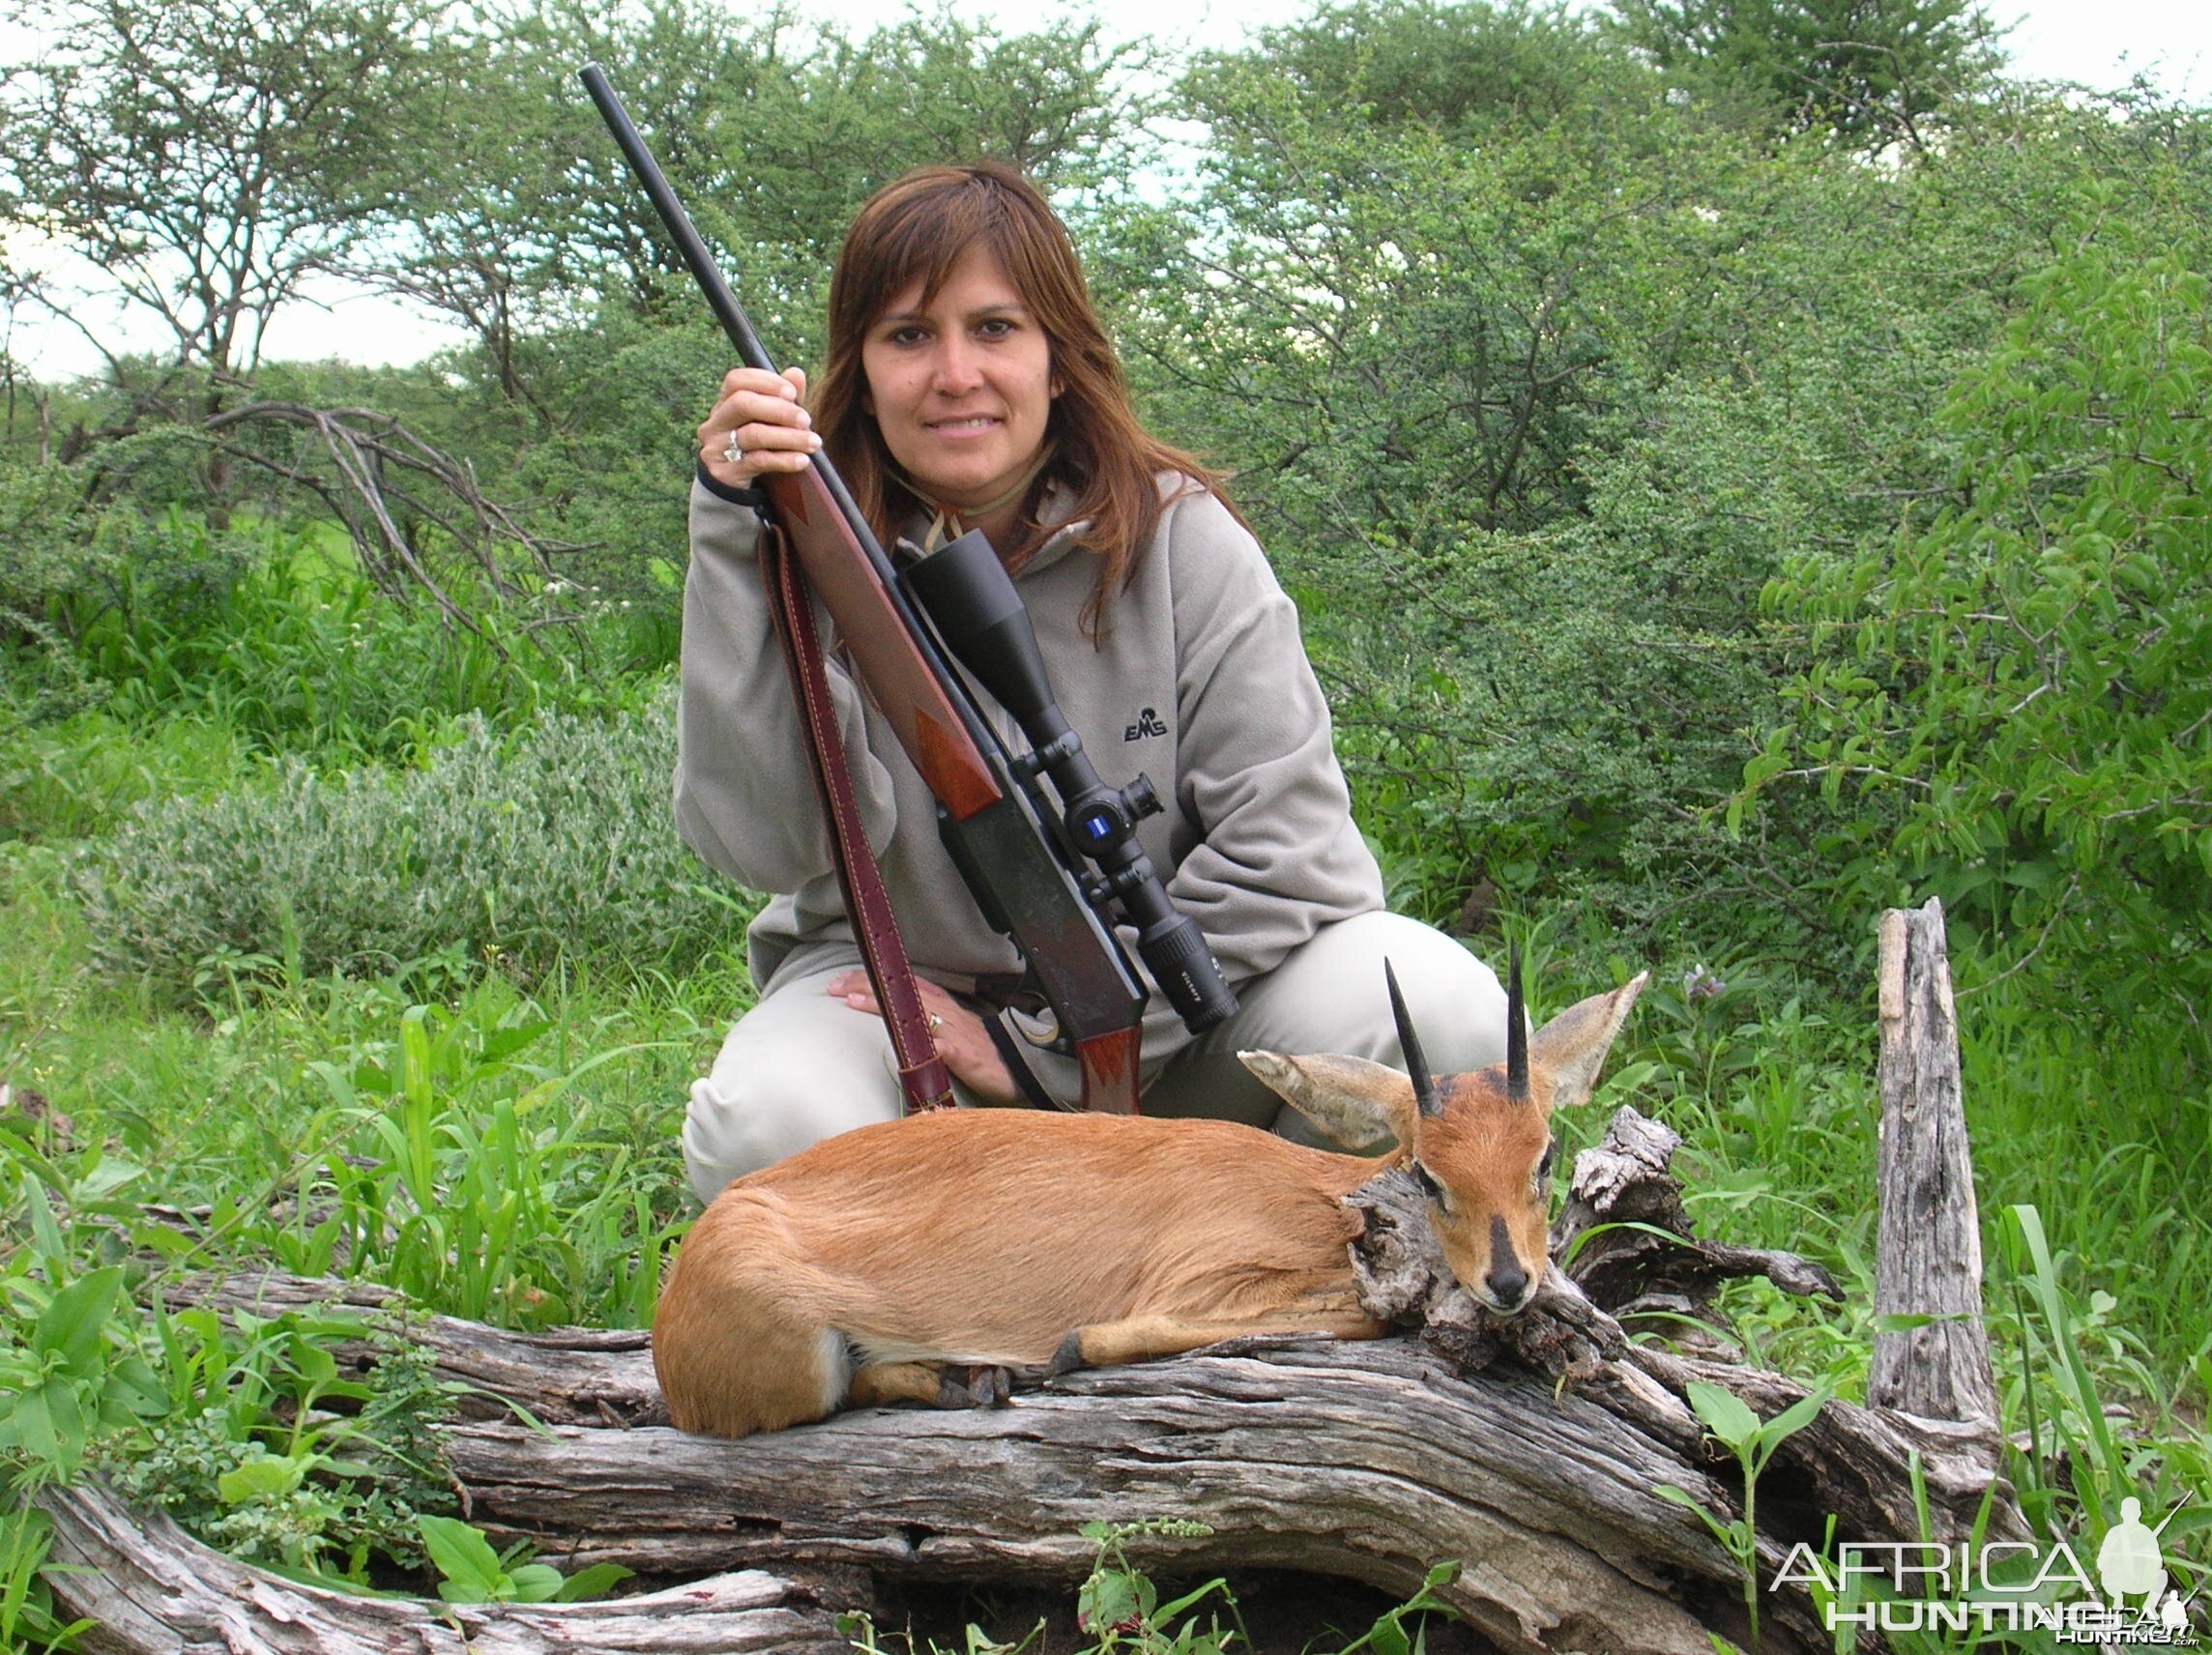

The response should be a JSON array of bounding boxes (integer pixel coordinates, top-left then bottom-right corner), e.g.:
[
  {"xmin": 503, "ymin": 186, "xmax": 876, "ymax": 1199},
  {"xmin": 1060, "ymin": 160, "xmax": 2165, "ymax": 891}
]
[{"xmin": 698, "ymin": 365, "xmax": 820, "ymax": 491}]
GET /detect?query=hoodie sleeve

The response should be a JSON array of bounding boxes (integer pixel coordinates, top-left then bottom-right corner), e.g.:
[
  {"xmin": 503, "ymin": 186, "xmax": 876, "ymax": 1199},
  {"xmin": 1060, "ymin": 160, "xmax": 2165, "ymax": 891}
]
[
  {"xmin": 673, "ymin": 476, "xmax": 899, "ymax": 894},
  {"xmin": 1159, "ymin": 490, "xmax": 1385, "ymax": 983}
]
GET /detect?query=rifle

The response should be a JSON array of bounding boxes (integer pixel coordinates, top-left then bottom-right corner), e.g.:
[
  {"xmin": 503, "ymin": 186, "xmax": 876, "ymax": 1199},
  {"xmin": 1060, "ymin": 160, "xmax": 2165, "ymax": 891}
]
[{"xmin": 580, "ymin": 66, "xmax": 1237, "ymax": 1113}]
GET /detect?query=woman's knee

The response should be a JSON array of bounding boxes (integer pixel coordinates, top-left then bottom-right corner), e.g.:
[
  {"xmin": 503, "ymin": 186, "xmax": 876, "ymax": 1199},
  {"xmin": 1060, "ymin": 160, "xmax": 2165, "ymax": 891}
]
[
  {"xmin": 1268, "ymin": 910, "xmax": 1507, "ymax": 1075},
  {"xmin": 682, "ymin": 988, "xmax": 902, "ymax": 1204}
]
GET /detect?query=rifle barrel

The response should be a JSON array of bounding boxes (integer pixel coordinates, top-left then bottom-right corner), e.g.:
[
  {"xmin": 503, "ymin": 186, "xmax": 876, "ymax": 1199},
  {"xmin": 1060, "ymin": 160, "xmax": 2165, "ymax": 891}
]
[
  {"xmin": 579, "ymin": 63, "xmax": 775, "ymax": 376},
  {"xmin": 580, "ymin": 65, "xmax": 925, "ymax": 599}
]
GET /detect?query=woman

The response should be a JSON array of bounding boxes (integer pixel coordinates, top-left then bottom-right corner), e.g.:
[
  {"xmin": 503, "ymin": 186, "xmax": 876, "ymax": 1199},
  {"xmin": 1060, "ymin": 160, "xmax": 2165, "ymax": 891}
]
[{"xmin": 677, "ymin": 161, "xmax": 1505, "ymax": 1205}]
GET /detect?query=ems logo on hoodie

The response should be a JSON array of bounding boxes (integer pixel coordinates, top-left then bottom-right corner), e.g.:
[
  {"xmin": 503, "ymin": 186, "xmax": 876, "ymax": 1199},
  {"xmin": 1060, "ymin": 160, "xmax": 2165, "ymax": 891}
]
[{"xmin": 1123, "ymin": 707, "xmax": 1168, "ymax": 741}]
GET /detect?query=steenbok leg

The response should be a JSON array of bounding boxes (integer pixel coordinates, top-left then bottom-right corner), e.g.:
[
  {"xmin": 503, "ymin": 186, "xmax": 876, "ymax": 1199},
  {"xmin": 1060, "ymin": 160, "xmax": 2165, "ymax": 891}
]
[{"xmin": 1050, "ymin": 1309, "xmax": 1383, "ymax": 1374}]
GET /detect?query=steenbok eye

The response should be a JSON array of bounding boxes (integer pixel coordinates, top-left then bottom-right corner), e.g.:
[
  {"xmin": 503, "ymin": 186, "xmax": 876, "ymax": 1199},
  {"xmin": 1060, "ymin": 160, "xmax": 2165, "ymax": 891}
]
[{"xmin": 1412, "ymin": 1161, "xmax": 1453, "ymax": 1214}]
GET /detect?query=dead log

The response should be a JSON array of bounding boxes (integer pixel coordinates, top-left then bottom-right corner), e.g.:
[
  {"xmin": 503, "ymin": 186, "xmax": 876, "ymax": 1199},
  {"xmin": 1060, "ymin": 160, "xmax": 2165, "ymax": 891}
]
[
  {"xmin": 69, "ymin": 1099, "xmax": 2022, "ymax": 1655},
  {"xmin": 167, "ymin": 1272, "xmax": 669, "ymax": 1429},
  {"xmin": 1870, "ymin": 898, "xmax": 2002, "ymax": 1437},
  {"xmin": 37, "ymin": 1481, "xmax": 849, "ymax": 1654},
  {"xmin": 53, "ymin": 947, "xmax": 2027, "ymax": 1655},
  {"xmin": 441, "ymin": 1333, "xmax": 1786, "ymax": 1655},
  {"xmin": 122, "ymin": 1268, "xmax": 2004, "ymax": 1655}
]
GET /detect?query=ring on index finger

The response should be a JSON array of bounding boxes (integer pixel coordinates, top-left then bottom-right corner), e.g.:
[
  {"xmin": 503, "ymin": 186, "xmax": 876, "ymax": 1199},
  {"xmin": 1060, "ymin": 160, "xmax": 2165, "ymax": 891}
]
[{"xmin": 720, "ymin": 429, "xmax": 745, "ymax": 466}]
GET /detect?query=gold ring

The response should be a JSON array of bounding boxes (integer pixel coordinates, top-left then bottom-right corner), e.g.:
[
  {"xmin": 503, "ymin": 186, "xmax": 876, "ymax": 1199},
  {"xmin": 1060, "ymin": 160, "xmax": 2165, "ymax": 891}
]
[
  {"xmin": 721, "ymin": 429, "xmax": 744, "ymax": 465},
  {"xmin": 926, "ymin": 1012, "xmax": 946, "ymax": 1032}
]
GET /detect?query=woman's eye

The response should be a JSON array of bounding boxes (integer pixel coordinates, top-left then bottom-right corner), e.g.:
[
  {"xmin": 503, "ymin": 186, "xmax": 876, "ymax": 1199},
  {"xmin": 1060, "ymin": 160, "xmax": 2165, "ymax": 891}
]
[
  {"xmin": 887, "ymin": 325, "xmax": 928, "ymax": 347},
  {"xmin": 977, "ymin": 317, "xmax": 1015, "ymax": 339}
]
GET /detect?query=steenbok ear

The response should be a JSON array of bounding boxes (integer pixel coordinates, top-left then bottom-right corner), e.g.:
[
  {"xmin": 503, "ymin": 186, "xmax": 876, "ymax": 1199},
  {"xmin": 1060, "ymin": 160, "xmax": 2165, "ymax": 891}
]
[
  {"xmin": 1238, "ymin": 1051, "xmax": 1414, "ymax": 1151},
  {"xmin": 1528, "ymin": 972, "xmax": 1648, "ymax": 1109}
]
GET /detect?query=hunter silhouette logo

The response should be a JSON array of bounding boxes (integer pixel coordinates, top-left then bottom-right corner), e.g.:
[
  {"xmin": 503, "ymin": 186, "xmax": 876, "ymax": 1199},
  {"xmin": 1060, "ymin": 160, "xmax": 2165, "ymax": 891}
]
[
  {"xmin": 1771, "ymin": 1492, "xmax": 2200, "ymax": 1643},
  {"xmin": 1123, "ymin": 707, "xmax": 1168, "ymax": 740}
]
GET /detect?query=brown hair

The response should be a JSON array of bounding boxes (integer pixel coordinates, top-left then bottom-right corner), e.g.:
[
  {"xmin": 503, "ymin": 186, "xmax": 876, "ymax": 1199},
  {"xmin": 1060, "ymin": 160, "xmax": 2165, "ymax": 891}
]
[{"xmin": 812, "ymin": 161, "xmax": 1236, "ymax": 632}]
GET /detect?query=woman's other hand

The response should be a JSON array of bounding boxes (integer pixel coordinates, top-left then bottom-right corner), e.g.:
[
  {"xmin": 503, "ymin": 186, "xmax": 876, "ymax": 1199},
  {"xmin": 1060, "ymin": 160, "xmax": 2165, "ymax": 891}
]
[
  {"xmin": 698, "ymin": 365, "xmax": 819, "ymax": 490},
  {"xmin": 825, "ymin": 972, "xmax": 1022, "ymax": 1107}
]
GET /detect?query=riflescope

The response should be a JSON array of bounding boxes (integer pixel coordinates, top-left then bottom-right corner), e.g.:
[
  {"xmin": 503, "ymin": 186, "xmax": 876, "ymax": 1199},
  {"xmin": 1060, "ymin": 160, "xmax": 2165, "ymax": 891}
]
[{"xmin": 903, "ymin": 530, "xmax": 1238, "ymax": 1034}]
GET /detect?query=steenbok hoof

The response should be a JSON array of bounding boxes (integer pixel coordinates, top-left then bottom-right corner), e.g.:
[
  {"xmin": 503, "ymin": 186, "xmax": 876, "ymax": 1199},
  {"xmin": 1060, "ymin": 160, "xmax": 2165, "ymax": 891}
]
[
  {"xmin": 933, "ymin": 1365, "xmax": 1013, "ymax": 1408},
  {"xmin": 1047, "ymin": 1330, "xmax": 1088, "ymax": 1376}
]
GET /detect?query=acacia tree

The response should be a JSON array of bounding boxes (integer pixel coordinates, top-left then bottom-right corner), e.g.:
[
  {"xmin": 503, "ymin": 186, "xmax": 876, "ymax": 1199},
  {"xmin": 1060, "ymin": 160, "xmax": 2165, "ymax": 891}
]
[
  {"xmin": 1609, "ymin": 0, "xmax": 2005, "ymax": 152},
  {"xmin": 343, "ymin": 0, "xmax": 1152, "ymax": 422},
  {"xmin": 0, "ymin": 0, "xmax": 592, "ymax": 616},
  {"xmin": 0, "ymin": 0, "xmax": 445, "ymax": 400},
  {"xmin": 324, "ymin": 0, "xmax": 1153, "ymax": 595}
]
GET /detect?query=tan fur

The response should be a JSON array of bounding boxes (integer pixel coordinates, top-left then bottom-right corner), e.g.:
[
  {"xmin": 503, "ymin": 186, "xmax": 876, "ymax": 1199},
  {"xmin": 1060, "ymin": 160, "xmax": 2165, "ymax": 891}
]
[{"xmin": 653, "ymin": 973, "xmax": 1646, "ymax": 1437}]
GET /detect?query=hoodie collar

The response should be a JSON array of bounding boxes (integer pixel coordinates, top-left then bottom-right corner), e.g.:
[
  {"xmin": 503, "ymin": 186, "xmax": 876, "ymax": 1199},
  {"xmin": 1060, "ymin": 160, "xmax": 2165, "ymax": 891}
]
[{"xmin": 894, "ymin": 479, "xmax": 1091, "ymax": 579}]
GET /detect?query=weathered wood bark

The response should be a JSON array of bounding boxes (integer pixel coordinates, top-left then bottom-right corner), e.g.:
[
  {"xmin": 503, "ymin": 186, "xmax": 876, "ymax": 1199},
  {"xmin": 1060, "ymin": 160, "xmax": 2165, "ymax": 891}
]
[
  {"xmin": 38, "ymin": 1481, "xmax": 848, "ymax": 1654},
  {"xmin": 1870, "ymin": 898, "xmax": 2002, "ymax": 1436},
  {"xmin": 1550, "ymin": 1110, "xmax": 1843, "ymax": 1329},
  {"xmin": 49, "ymin": 1105, "xmax": 2023, "ymax": 1655},
  {"xmin": 442, "ymin": 1335, "xmax": 1788, "ymax": 1654},
  {"xmin": 170, "ymin": 1271, "xmax": 671, "ymax": 1428}
]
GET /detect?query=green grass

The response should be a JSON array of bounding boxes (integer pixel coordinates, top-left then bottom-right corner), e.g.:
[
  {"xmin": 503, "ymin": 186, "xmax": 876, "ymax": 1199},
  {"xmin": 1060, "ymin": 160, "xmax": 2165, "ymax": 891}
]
[
  {"xmin": 0, "ymin": 709, "xmax": 256, "ymax": 844},
  {"xmin": 1, "ymin": 840, "xmax": 742, "ymax": 1331},
  {"xmin": 2, "ymin": 530, "xmax": 2205, "ymax": 1643}
]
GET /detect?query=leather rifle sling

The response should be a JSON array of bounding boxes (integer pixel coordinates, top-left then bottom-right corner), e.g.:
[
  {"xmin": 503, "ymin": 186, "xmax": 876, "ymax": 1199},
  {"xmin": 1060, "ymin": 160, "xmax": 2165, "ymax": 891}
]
[{"xmin": 758, "ymin": 519, "xmax": 955, "ymax": 1113}]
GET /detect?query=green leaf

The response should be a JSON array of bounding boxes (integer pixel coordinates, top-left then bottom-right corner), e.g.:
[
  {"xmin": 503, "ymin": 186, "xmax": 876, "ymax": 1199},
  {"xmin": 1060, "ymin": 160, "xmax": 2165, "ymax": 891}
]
[
  {"xmin": 217, "ymin": 1449, "xmax": 328, "ymax": 1505},
  {"xmin": 1752, "ymin": 1387, "xmax": 1830, "ymax": 1469},
  {"xmin": 0, "ymin": 1389, "xmax": 57, "ymax": 1466},
  {"xmin": 551, "ymin": 1561, "xmax": 635, "ymax": 1602},
  {"xmin": 478, "ymin": 1020, "xmax": 552, "ymax": 1065},
  {"xmin": 1685, "ymin": 1381, "xmax": 1761, "ymax": 1451},
  {"xmin": 1598, "ymin": 1060, "xmax": 1659, "ymax": 1097},
  {"xmin": 1869, "ymin": 1312, "xmax": 1938, "ymax": 1334},
  {"xmin": 1081, "ymin": 1568, "xmax": 1145, "ymax": 1633},
  {"xmin": 1152, "ymin": 1574, "xmax": 1234, "ymax": 1623},
  {"xmin": 505, "ymin": 1562, "xmax": 566, "ymax": 1603},
  {"xmin": 34, "ymin": 1266, "xmax": 126, "ymax": 1377},
  {"xmin": 418, "ymin": 1515, "xmax": 507, "ymax": 1602},
  {"xmin": 287, "ymin": 1337, "xmax": 338, "ymax": 1387},
  {"xmin": 100, "ymin": 1353, "xmax": 170, "ymax": 1422}
]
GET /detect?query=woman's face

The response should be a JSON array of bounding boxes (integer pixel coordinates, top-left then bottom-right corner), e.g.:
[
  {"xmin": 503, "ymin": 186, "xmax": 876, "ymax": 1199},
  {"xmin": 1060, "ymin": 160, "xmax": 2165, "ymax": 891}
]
[{"xmin": 860, "ymin": 245, "xmax": 1057, "ymax": 515}]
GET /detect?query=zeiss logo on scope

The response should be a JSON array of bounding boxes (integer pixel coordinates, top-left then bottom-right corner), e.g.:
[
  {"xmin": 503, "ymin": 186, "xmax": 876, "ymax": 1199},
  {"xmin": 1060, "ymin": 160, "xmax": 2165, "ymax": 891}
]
[{"xmin": 1124, "ymin": 708, "xmax": 1168, "ymax": 741}]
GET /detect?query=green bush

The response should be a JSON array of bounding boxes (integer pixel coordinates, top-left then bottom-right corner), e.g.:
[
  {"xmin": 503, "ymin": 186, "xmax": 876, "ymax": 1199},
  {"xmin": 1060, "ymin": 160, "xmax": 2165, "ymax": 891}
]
[
  {"xmin": 1747, "ymin": 248, "xmax": 2212, "ymax": 1046},
  {"xmin": 66, "ymin": 694, "xmax": 753, "ymax": 999},
  {"xmin": 0, "ymin": 461, "xmax": 260, "ymax": 729}
]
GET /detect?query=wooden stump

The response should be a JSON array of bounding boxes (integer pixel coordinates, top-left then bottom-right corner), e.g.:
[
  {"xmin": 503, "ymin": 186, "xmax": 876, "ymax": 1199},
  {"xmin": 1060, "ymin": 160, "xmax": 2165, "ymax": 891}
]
[{"xmin": 1870, "ymin": 898, "xmax": 2002, "ymax": 1437}]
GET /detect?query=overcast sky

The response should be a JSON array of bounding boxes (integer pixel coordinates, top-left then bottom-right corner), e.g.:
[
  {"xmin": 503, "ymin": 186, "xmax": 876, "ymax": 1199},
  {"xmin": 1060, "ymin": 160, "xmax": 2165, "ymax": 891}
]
[{"xmin": 7, "ymin": 0, "xmax": 2208, "ymax": 379}]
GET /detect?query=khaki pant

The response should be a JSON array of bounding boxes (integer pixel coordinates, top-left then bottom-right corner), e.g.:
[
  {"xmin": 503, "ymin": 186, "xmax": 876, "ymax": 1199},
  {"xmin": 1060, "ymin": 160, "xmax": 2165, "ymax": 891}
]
[{"xmin": 682, "ymin": 909, "xmax": 1507, "ymax": 1205}]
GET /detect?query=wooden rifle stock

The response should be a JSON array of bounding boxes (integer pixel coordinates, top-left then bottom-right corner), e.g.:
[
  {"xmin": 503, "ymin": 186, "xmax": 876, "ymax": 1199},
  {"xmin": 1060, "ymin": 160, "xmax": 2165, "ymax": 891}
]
[{"xmin": 581, "ymin": 64, "xmax": 1146, "ymax": 1110}]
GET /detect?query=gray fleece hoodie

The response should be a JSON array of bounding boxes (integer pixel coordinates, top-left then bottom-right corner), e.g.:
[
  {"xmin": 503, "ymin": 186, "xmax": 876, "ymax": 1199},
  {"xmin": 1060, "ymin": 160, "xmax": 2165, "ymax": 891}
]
[{"xmin": 675, "ymin": 472, "xmax": 1384, "ymax": 1103}]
